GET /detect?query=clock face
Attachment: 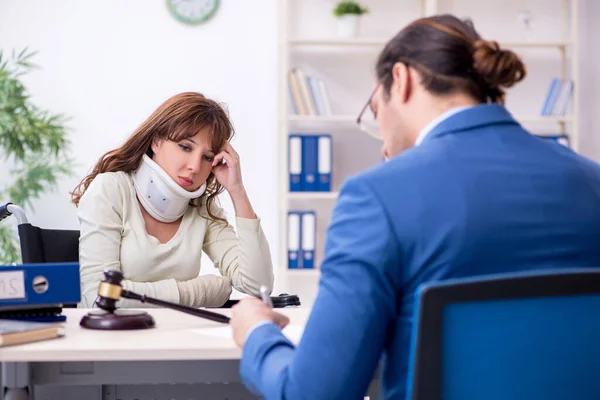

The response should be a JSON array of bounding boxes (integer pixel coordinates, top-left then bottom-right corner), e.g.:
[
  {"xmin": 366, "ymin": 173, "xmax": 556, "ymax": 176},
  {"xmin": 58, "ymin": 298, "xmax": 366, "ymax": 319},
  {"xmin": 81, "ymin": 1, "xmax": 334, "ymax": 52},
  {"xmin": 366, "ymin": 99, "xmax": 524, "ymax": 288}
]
[{"xmin": 166, "ymin": 0, "xmax": 219, "ymax": 25}]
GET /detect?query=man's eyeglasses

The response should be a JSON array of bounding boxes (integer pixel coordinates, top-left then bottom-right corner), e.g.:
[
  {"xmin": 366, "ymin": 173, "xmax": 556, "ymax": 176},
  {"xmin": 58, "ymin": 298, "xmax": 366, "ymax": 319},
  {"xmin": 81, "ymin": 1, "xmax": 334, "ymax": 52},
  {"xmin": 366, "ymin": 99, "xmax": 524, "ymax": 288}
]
[{"xmin": 356, "ymin": 84, "xmax": 382, "ymax": 141}]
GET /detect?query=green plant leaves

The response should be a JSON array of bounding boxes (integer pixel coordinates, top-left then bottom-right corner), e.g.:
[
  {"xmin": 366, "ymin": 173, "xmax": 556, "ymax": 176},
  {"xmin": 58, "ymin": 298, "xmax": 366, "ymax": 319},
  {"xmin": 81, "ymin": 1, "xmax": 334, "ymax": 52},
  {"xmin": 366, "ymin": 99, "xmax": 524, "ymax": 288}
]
[
  {"xmin": 0, "ymin": 48, "xmax": 73, "ymax": 264},
  {"xmin": 0, "ymin": 225, "xmax": 19, "ymax": 265},
  {"xmin": 333, "ymin": 1, "xmax": 369, "ymax": 17}
]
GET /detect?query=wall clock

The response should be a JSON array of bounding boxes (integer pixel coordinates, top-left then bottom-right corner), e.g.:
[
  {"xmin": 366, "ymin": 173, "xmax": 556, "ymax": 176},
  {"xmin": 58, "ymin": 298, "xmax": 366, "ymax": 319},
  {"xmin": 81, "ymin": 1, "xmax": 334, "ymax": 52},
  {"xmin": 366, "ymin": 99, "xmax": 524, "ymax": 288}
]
[{"xmin": 166, "ymin": 0, "xmax": 219, "ymax": 25}]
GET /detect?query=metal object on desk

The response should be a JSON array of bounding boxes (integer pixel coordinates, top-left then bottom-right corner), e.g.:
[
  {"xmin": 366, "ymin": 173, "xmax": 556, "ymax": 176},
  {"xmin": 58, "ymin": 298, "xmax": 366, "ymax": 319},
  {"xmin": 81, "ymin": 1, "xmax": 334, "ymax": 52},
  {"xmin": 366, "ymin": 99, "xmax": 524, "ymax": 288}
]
[
  {"xmin": 260, "ymin": 285, "xmax": 274, "ymax": 308},
  {"xmin": 80, "ymin": 269, "xmax": 231, "ymax": 330},
  {"xmin": 222, "ymin": 293, "xmax": 301, "ymax": 308}
]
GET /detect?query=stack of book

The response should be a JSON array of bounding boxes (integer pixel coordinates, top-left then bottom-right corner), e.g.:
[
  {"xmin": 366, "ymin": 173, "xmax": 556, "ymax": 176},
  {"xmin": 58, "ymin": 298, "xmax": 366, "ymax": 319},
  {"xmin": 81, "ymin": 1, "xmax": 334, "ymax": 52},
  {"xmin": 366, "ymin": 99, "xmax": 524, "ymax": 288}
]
[
  {"xmin": 0, "ymin": 319, "xmax": 63, "ymax": 347},
  {"xmin": 288, "ymin": 68, "xmax": 332, "ymax": 116}
]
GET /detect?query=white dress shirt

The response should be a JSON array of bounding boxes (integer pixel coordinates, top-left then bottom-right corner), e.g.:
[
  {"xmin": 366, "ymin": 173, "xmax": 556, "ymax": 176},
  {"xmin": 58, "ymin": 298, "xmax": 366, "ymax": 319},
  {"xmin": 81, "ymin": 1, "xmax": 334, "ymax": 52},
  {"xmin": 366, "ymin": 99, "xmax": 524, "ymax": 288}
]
[{"xmin": 414, "ymin": 105, "xmax": 474, "ymax": 146}]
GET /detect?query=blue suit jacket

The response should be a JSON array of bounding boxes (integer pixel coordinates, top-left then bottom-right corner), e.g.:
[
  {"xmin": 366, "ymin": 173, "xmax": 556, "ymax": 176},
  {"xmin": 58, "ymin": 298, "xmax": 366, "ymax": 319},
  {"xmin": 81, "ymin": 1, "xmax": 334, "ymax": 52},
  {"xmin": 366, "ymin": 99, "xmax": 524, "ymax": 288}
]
[{"xmin": 241, "ymin": 105, "xmax": 600, "ymax": 399}]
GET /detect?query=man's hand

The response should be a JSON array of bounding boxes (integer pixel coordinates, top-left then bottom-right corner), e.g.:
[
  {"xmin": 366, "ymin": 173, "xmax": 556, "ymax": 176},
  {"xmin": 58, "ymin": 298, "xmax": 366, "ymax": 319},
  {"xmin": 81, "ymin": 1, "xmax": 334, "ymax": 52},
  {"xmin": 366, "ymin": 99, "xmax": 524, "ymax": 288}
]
[{"xmin": 230, "ymin": 297, "xmax": 290, "ymax": 348}]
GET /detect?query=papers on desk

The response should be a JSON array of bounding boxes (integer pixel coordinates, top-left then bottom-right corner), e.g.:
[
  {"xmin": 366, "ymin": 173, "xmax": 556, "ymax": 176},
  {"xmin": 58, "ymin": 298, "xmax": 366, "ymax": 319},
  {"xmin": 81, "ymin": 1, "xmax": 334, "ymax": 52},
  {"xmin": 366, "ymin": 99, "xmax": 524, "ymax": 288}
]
[{"xmin": 190, "ymin": 324, "xmax": 304, "ymax": 345}]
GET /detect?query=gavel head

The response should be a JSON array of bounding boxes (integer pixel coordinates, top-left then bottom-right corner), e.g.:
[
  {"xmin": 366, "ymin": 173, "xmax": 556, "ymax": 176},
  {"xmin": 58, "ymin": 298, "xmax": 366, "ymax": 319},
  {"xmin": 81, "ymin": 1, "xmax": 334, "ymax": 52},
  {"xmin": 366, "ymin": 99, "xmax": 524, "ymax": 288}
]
[{"xmin": 96, "ymin": 269, "xmax": 125, "ymax": 312}]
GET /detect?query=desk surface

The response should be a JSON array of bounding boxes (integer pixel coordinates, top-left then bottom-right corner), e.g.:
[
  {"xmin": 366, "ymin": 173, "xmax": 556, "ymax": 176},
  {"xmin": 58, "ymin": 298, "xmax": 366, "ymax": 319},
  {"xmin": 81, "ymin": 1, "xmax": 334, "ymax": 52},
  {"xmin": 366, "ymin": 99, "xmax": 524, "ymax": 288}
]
[{"xmin": 0, "ymin": 307, "xmax": 311, "ymax": 362}]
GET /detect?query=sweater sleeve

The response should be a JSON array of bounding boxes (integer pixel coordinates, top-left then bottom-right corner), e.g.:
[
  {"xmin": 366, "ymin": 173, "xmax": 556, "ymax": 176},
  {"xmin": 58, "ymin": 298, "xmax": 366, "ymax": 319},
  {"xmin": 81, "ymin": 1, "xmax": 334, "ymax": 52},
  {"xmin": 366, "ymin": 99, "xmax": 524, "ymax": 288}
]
[
  {"xmin": 77, "ymin": 173, "xmax": 180, "ymax": 308},
  {"xmin": 202, "ymin": 200, "xmax": 274, "ymax": 297}
]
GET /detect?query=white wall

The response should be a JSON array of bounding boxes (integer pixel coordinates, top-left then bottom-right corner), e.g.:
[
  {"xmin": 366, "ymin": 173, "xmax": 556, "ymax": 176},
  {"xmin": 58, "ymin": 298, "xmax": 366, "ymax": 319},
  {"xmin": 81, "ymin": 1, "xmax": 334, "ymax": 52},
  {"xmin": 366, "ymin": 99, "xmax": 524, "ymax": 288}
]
[
  {"xmin": 1, "ymin": 0, "xmax": 599, "ymax": 293},
  {"xmin": 0, "ymin": 0, "xmax": 281, "ymax": 288},
  {"xmin": 578, "ymin": 0, "xmax": 600, "ymax": 161}
]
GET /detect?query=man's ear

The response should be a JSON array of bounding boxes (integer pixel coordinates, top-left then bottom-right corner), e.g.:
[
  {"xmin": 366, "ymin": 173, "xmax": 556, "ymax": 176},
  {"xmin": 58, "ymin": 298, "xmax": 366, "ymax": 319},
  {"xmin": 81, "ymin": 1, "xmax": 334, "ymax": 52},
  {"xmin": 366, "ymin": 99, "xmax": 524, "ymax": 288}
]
[{"xmin": 391, "ymin": 62, "xmax": 411, "ymax": 104}]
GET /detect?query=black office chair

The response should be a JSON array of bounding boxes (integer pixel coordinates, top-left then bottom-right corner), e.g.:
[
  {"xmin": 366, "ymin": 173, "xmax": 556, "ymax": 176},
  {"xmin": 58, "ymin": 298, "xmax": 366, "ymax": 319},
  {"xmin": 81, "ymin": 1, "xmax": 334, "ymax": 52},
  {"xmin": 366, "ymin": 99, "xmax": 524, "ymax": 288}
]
[{"xmin": 0, "ymin": 202, "xmax": 300, "ymax": 309}]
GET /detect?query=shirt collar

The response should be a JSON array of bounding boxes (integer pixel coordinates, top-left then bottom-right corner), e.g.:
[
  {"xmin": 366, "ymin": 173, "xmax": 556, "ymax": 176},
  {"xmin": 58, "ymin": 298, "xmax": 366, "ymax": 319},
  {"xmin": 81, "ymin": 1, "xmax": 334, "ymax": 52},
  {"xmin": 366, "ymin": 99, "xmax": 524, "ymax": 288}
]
[{"xmin": 414, "ymin": 105, "xmax": 474, "ymax": 146}]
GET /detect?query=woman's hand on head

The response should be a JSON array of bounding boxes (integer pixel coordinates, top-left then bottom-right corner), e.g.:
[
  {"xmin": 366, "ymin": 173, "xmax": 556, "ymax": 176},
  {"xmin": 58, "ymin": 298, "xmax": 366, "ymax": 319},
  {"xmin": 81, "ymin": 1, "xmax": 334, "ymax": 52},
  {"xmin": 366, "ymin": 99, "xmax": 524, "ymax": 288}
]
[{"xmin": 212, "ymin": 141, "xmax": 245, "ymax": 196}]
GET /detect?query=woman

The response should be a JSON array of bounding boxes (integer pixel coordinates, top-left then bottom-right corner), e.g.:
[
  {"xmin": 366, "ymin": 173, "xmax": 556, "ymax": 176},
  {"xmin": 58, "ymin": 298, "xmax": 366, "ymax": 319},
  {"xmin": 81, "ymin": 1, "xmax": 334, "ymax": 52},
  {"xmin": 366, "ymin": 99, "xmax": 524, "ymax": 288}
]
[
  {"xmin": 72, "ymin": 92, "xmax": 273, "ymax": 308},
  {"xmin": 230, "ymin": 14, "xmax": 600, "ymax": 400}
]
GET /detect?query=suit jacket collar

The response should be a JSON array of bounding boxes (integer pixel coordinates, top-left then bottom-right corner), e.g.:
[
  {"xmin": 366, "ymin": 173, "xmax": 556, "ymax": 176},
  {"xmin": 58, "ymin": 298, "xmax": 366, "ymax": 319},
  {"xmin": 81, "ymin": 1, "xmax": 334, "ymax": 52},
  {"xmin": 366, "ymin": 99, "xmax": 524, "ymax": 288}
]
[{"xmin": 421, "ymin": 104, "xmax": 519, "ymax": 144}]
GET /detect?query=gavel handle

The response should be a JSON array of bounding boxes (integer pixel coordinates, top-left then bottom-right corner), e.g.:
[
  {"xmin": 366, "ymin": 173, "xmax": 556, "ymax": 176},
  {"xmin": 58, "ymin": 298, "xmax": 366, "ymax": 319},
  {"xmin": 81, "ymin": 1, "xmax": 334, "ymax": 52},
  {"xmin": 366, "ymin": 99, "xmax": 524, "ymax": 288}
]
[{"xmin": 121, "ymin": 290, "xmax": 231, "ymax": 324}]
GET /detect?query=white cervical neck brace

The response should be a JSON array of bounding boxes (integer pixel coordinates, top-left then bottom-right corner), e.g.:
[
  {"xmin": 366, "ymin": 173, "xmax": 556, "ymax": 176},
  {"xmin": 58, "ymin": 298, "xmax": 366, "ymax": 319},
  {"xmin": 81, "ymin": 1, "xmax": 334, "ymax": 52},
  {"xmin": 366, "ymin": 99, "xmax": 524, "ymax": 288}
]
[{"xmin": 133, "ymin": 154, "xmax": 206, "ymax": 223}]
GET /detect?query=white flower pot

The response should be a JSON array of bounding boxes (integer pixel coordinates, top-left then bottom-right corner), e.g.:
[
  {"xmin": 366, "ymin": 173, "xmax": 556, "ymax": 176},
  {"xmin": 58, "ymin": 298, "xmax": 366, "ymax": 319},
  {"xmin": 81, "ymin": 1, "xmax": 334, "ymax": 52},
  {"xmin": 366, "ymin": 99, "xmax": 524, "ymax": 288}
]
[{"xmin": 336, "ymin": 15, "xmax": 360, "ymax": 38}]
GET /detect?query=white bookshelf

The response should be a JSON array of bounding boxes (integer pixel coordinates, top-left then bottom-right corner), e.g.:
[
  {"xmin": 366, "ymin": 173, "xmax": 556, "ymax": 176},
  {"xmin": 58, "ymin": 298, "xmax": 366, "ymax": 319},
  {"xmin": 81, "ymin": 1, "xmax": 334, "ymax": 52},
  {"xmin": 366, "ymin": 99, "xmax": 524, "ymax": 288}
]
[
  {"xmin": 289, "ymin": 38, "xmax": 389, "ymax": 47},
  {"xmin": 277, "ymin": 0, "xmax": 579, "ymax": 306},
  {"xmin": 288, "ymin": 115, "xmax": 357, "ymax": 122},
  {"xmin": 290, "ymin": 38, "xmax": 573, "ymax": 49},
  {"xmin": 287, "ymin": 269, "xmax": 321, "ymax": 277},
  {"xmin": 287, "ymin": 192, "xmax": 340, "ymax": 200},
  {"xmin": 289, "ymin": 114, "xmax": 574, "ymax": 124}
]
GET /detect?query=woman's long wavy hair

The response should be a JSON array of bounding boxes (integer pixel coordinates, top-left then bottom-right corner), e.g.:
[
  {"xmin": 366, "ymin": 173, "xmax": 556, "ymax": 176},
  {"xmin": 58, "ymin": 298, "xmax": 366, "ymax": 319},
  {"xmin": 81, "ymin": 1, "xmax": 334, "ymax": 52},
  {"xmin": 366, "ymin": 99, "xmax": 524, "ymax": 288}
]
[{"xmin": 71, "ymin": 92, "xmax": 234, "ymax": 223}]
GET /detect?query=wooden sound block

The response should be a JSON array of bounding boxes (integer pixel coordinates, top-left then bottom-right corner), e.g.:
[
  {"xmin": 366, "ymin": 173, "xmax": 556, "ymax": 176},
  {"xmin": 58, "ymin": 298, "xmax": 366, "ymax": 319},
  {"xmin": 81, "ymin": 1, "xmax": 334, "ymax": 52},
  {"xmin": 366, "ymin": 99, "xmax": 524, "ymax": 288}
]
[{"xmin": 80, "ymin": 309, "xmax": 156, "ymax": 330}]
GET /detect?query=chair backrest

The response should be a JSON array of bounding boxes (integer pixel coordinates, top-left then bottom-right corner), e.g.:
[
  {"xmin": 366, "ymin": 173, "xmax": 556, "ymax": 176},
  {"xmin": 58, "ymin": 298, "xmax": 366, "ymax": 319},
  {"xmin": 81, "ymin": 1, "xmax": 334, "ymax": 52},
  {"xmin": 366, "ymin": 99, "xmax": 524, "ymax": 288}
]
[
  {"xmin": 406, "ymin": 269, "xmax": 600, "ymax": 400},
  {"xmin": 17, "ymin": 223, "xmax": 79, "ymax": 264},
  {"xmin": 17, "ymin": 223, "xmax": 80, "ymax": 309}
]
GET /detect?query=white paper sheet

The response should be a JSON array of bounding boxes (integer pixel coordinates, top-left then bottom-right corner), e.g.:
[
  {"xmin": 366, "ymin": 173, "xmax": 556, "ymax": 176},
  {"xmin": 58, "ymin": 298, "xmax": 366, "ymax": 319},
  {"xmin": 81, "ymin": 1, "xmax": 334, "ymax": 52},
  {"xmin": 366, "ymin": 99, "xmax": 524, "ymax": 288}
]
[{"xmin": 190, "ymin": 324, "xmax": 304, "ymax": 345}]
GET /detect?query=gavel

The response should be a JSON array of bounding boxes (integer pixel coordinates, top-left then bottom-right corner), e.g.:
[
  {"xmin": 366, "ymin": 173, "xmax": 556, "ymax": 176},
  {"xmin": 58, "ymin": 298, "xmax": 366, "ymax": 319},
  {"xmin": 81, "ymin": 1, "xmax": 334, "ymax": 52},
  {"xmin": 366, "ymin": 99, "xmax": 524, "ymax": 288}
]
[{"xmin": 80, "ymin": 269, "xmax": 230, "ymax": 330}]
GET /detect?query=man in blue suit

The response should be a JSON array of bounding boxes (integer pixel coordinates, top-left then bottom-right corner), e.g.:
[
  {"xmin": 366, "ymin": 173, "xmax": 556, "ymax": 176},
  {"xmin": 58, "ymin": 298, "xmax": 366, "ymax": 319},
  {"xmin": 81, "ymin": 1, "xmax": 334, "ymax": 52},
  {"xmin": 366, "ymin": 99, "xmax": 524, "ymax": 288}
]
[{"xmin": 229, "ymin": 15, "xmax": 600, "ymax": 400}]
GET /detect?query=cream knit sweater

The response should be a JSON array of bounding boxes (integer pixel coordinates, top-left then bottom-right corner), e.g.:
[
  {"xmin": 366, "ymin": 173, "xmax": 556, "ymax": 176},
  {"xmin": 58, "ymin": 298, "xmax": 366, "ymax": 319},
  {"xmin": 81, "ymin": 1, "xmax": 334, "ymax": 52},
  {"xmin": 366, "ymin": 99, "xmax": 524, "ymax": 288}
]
[{"xmin": 77, "ymin": 171, "xmax": 273, "ymax": 308}]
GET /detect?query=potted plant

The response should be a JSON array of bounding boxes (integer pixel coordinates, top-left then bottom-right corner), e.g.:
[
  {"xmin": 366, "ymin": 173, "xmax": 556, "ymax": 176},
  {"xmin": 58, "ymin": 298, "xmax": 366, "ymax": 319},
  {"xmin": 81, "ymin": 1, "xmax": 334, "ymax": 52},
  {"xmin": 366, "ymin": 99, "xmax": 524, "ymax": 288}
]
[
  {"xmin": 333, "ymin": 1, "xmax": 369, "ymax": 38},
  {"xmin": 0, "ymin": 49, "xmax": 73, "ymax": 264}
]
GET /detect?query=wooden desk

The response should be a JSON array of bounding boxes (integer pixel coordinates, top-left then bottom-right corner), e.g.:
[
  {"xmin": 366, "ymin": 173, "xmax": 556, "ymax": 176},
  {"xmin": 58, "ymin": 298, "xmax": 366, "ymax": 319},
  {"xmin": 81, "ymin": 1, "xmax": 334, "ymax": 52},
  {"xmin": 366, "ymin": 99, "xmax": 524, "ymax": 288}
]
[
  {"xmin": 0, "ymin": 308, "xmax": 311, "ymax": 362},
  {"xmin": 0, "ymin": 307, "xmax": 312, "ymax": 400}
]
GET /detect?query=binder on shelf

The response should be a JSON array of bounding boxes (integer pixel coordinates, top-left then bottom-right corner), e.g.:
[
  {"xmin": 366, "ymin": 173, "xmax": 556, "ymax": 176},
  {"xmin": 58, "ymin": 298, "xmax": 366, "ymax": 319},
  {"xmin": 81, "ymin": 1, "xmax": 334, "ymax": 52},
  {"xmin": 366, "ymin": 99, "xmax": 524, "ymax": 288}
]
[
  {"xmin": 288, "ymin": 69, "xmax": 307, "ymax": 115},
  {"xmin": 551, "ymin": 79, "xmax": 573, "ymax": 116},
  {"xmin": 317, "ymin": 135, "xmax": 332, "ymax": 192},
  {"xmin": 287, "ymin": 212, "xmax": 301, "ymax": 269},
  {"xmin": 308, "ymin": 76, "xmax": 324, "ymax": 116},
  {"xmin": 0, "ymin": 262, "xmax": 81, "ymax": 309},
  {"xmin": 295, "ymin": 69, "xmax": 317, "ymax": 115},
  {"xmin": 301, "ymin": 211, "xmax": 316, "ymax": 269},
  {"xmin": 288, "ymin": 86, "xmax": 298, "ymax": 115},
  {"xmin": 317, "ymin": 77, "xmax": 333, "ymax": 116},
  {"xmin": 302, "ymin": 135, "xmax": 319, "ymax": 191},
  {"xmin": 540, "ymin": 78, "xmax": 573, "ymax": 117},
  {"xmin": 541, "ymin": 78, "xmax": 560, "ymax": 116},
  {"xmin": 289, "ymin": 134, "xmax": 333, "ymax": 193},
  {"xmin": 289, "ymin": 135, "xmax": 303, "ymax": 192}
]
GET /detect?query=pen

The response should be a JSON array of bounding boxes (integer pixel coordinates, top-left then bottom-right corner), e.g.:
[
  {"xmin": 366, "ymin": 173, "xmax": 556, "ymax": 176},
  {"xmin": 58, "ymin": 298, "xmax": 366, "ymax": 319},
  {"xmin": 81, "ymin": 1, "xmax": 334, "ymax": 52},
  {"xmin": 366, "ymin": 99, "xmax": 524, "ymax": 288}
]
[{"xmin": 260, "ymin": 285, "xmax": 273, "ymax": 308}]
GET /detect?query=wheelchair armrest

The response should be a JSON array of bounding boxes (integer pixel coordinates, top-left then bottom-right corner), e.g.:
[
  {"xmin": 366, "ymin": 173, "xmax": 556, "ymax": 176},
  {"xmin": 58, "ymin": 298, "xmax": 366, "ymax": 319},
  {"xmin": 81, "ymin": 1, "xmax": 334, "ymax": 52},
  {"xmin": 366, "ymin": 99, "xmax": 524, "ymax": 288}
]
[
  {"xmin": 1, "ymin": 203, "xmax": 28, "ymax": 224},
  {"xmin": 0, "ymin": 202, "xmax": 12, "ymax": 222}
]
